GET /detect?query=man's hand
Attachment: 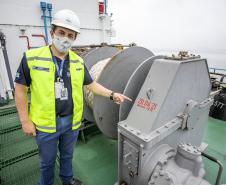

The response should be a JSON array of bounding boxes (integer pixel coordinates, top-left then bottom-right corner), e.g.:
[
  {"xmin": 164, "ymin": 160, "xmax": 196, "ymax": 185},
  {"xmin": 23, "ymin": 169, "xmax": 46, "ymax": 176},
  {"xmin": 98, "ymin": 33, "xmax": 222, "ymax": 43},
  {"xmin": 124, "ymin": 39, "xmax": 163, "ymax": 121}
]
[
  {"xmin": 86, "ymin": 82, "xmax": 132, "ymax": 104},
  {"xmin": 21, "ymin": 120, "xmax": 36, "ymax": 136},
  {"xmin": 112, "ymin": 93, "xmax": 132, "ymax": 104}
]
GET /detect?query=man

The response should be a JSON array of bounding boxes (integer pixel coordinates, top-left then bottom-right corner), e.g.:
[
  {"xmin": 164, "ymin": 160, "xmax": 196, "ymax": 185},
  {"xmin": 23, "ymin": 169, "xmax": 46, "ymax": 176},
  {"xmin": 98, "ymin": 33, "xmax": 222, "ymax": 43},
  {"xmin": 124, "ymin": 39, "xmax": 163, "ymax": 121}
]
[{"xmin": 15, "ymin": 9, "xmax": 131, "ymax": 185}]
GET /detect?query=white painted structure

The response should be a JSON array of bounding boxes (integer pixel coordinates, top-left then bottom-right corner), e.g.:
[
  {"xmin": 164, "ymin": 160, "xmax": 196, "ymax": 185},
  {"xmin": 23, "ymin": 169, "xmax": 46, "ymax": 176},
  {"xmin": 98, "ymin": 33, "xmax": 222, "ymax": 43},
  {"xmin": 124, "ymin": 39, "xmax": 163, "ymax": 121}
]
[{"xmin": 0, "ymin": 0, "xmax": 113, "ymax": 98}]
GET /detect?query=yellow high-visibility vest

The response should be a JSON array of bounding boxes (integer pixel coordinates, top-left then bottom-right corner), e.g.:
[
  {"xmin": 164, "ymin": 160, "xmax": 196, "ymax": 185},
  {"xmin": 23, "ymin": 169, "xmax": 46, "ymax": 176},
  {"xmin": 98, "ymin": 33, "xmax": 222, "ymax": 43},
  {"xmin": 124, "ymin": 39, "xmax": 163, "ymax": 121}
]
[{"xmin": 26, "ymin": 46, "xmax": 84, "ymax": 133}]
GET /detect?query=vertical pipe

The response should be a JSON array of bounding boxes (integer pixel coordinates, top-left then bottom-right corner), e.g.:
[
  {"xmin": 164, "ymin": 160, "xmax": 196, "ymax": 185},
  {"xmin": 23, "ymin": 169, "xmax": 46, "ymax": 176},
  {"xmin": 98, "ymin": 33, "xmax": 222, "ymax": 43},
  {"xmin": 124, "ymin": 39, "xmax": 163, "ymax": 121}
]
[
  {"xmin": 43, "ymin": 10, "xmax": 49, "ymax": 44},
  {"xmin": 102, "ymin": 18, "xmax": 105, "ymax": 42},
  {"xmin": 40, "ymin": 2, "xmax": 49, "ymax": 44},
  {"xmin": 47, "ymin": 3, "xmax": 53, "ymax": 24},
  {"xmin": 104, "ymin": 0, "xmax": 107, "ymax": 14},
  {"xmin": 19, "ymin": 36, "xmax": 31, "ymax": 49},
  {"xmin": 201, "ymin": 152, "xmax": 223, "ymax": 185},
  {"xmin": 0, "ymin": 32, "xmax": 14, "ymax": 91},
  {"xmin": 32, "ymin": 34, "xmax": 47, "ymax": 46},
  {"xmin": 48, "ymin": 9, "xmax": 52, "ymax": 23}
]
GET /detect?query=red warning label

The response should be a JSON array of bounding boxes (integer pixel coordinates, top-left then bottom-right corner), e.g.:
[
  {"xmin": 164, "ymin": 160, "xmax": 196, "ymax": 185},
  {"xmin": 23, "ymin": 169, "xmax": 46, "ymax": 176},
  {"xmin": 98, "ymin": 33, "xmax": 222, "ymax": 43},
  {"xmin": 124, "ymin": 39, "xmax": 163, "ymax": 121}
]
[{"xmin": 137, "ymin": 98, "xmax": 157, "ymax": 112}]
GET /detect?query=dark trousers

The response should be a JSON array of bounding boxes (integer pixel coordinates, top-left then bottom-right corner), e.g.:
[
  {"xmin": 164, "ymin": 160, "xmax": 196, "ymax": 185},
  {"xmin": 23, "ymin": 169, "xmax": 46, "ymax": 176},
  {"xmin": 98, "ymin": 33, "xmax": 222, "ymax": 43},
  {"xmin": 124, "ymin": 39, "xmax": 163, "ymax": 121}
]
[{"xmin": 35, "ymin": 115, "xmax": 79, "ymax": 185}]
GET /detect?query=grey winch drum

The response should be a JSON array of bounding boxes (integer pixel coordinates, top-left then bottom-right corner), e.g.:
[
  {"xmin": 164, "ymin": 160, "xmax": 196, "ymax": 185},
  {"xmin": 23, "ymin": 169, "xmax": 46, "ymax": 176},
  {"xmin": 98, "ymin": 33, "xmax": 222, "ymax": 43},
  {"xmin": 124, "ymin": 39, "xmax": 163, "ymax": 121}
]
[
  {"xmin": 83, "ymin": 46, "xmax": 119, "ymax": 122},
  {"xmin": 83, "ymin": 46, "xmax": 161, "ymax": 139},
  {"xmin": 83, "ymin": 46, "xmax": 119, "ymax": 70}
]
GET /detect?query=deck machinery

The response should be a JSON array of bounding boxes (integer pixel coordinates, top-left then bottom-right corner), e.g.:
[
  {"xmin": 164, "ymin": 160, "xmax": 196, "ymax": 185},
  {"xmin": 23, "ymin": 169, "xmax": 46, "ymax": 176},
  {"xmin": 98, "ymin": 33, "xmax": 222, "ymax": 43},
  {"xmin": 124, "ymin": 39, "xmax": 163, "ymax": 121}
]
[{"xmin": 83, "ymin": 46, "xmax": 224, "ymax": 185}]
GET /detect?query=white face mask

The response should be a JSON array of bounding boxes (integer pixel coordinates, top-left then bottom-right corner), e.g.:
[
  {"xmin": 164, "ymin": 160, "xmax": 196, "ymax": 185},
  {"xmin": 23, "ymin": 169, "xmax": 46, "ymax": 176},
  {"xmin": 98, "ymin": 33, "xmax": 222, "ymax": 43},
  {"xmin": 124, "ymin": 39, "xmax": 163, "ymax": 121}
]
[{"xmin": 52, "ymin": 34, "xmax": 74, "ymax": 53}]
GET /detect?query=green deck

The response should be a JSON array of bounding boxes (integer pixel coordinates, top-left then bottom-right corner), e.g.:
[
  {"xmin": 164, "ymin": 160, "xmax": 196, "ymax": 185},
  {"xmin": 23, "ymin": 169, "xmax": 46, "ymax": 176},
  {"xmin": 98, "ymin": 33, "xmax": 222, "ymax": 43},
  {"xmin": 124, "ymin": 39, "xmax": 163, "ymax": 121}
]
[
  {"xmin": 74, "ymin": 134, "xmax": 118, "ymax": 185},
  {"xmin": 203, "ymin": 118, "xmax": 226, "ymax": 184},
  {"xmin": 0, "ymin": 104, "xmax": 225, "ymax": 185}
]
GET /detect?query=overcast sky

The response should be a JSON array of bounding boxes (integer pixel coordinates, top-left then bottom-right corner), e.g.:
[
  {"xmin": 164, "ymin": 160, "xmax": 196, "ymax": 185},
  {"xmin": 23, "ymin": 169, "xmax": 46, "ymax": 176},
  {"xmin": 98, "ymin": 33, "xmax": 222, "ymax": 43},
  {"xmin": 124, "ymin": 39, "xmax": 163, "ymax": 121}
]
[{"xmin": 108, "ymin": 0, "xmax": 226, "ymax": 56}]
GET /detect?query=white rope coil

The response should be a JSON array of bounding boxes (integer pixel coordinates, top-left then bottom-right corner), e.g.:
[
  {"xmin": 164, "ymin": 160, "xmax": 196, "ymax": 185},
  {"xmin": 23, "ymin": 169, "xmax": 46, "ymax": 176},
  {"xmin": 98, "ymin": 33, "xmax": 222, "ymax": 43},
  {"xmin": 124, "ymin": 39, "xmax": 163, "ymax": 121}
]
[{"xmin": 84, "ymin": 57, "xmax": 112, "ymax": 109}]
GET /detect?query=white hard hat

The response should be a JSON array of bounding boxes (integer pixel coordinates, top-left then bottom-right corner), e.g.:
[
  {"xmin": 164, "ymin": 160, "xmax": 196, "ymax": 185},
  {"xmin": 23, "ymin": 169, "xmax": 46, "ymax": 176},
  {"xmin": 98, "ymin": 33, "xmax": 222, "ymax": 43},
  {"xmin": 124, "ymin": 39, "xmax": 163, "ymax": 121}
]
[{"xmin": 51, "ymin": 9, "xmax": 80, "ymax": 33}]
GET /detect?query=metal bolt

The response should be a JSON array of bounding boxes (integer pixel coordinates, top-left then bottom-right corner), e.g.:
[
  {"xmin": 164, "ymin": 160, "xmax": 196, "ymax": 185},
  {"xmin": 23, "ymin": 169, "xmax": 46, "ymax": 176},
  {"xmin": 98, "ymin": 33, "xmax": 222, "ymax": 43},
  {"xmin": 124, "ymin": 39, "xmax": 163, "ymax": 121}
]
[
  {"xmin": 159, "ymin": 170, "xmax": 164, "ymax": 176},
  {"xmin": 124, "ymin": 124, "xmax": 127, "ymax": 127},
  {"xmin": 153, "ymin": 172, "xmax": 158, "ymax": 178},
  {"xmin": 163, "ymin": 160, "xmax": 168, "ymax": 165}
]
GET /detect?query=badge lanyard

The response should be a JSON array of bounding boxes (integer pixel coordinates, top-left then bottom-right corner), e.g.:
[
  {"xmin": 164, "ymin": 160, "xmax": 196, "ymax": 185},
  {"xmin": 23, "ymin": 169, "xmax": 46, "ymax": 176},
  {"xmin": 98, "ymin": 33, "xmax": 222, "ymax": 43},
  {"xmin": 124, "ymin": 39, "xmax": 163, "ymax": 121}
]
[
  {"xmin": 53, "ymin": 57, "xmax": 68, "ymax": 100},
  {"xmin": 53, "ymin": 56, "xmax": 65, "ymax": 82}
]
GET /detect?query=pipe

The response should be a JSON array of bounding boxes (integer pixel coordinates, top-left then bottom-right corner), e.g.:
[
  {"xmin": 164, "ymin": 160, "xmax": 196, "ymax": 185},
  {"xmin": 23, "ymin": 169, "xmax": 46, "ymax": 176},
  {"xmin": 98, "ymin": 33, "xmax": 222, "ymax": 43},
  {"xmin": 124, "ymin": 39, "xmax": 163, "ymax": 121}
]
[
  {"xmin": 0, "ymin": 31, "xmax": 14, "ymax": 91},
  {"xmin": 102, "ymin": 17, "xmax": 106, "ymax": 42},
  {"xmin": 20, "ymin": 35, "xmax": 47, "ymax": 49},
  {"xmin": 32, "ymin": 34, "xmax": 47, "ymax": 46},
  {"xmin": 19, "ymin": 35, "xmax": 31, "ymax": 49},
  {"xmin": 0, "ymin": 71, "xmax": 9, "ymax": 106},
  {"xmin": 209, "ymin": 67, "xmax": 226, "ymax": 73},
  {"xmin": 0, "ymin": 23, "xmax": 107, "ymax": 32},
  {"xmin": 47, "ymin": 3, "xmax": 53, "ymax": 23},
  {"xmin": 40, "ymin": 2, "xmax": 49, "ymax": 44},
  {"xmin": 210, "ymin": 72, "xmax": 226, "ymax": 76},
  {"xmin": 201, "ymin": 152, "xmax": 224, "ymax": 185},
  {"xmin": 104, "ymin": 0, "xmax": 107, "ymax": 14}
]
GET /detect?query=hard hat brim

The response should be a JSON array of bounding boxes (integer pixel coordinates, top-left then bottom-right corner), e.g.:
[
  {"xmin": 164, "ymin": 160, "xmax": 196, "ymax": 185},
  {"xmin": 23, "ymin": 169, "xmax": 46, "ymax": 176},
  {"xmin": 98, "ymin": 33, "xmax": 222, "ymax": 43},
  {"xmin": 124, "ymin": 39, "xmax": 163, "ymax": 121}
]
[{"xmin": 51, "ymin": 22, "xmax": 80, "ymax": 33}]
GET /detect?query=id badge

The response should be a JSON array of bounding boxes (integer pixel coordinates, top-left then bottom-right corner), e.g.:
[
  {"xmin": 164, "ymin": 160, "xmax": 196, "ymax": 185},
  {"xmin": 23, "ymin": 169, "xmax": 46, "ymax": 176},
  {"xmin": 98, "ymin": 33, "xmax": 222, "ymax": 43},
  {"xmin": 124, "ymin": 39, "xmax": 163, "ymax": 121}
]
[
  {"xmin": 60, "ymin": 88, "xmax": 68, "ymax": 100},
  {"xmin": 55, "ymin": 82, "xmax": 63, "ymax": 99}
]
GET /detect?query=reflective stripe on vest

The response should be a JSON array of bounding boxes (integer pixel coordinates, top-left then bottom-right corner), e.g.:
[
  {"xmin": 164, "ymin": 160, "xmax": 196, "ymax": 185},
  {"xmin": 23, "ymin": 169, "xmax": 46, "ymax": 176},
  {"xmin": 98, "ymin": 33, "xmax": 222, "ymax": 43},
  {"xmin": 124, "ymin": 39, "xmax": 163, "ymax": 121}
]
[
  {"xmin": 26, "ymin": 46, "xmax": 84, "ymax": 133},
  {"xmin": 27, "ymin": 57, "xmax": 52, "ymax": 61},
  {"xmin": 36, "ymin": 125, "xmax": 56, "ymax": 130}
]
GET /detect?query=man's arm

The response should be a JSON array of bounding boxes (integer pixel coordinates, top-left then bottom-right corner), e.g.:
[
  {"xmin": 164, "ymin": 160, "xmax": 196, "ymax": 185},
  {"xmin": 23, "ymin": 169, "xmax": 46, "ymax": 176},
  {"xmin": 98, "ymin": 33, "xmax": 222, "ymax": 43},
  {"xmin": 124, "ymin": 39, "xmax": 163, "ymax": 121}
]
[
  {"xmin": 15, "ymin": 83, "xmax": 36, "ymax": 136},
  {"xmin": 14, "ymin": 55, "xmax": 35, "ymax": 136},
  {"xmin": 86, "ymin": 81, "xmax": 132, "ymax": 104}
]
